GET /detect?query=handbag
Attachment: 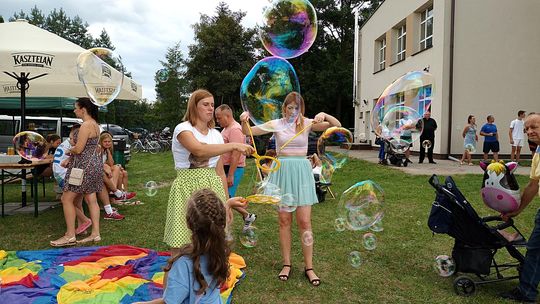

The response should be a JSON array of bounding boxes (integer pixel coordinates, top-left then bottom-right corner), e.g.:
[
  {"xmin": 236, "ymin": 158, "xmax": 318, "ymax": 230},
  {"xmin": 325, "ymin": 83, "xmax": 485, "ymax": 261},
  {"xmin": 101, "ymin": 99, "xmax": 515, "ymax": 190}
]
[
  {"xmin": 68, "ymin": 168, "xmax": 84, "ymax": 186},
  {"xmin": 68, "ymin": 145, "xmax": 97, "ymax": 186}
]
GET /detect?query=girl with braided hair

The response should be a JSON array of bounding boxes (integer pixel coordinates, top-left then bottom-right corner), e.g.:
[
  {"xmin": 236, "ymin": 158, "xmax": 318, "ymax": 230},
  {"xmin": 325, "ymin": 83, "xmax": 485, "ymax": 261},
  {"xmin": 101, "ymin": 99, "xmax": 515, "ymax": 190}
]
[{"xmin": 135, "ymin": 189, "xmax": 230, "ymax": 304}]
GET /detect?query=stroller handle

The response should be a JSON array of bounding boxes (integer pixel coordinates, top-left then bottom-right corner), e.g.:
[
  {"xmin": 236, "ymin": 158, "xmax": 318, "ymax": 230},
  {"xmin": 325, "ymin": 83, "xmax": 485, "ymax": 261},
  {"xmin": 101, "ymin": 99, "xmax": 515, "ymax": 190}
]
[{"xmin": 428, "ymin": 174, "xmax": 441, "ymax": 190}]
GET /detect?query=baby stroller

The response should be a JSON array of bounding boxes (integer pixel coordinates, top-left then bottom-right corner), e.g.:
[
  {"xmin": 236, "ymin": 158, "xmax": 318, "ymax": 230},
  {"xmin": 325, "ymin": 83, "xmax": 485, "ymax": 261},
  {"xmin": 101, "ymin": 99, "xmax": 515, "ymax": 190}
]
[
  {"xmin": 427, "ymin": 174, "xmax": 526, "ymax": 296},
  {"xmin": 382, "ymin": 138, "xmax": 408, "ymax": 167}
]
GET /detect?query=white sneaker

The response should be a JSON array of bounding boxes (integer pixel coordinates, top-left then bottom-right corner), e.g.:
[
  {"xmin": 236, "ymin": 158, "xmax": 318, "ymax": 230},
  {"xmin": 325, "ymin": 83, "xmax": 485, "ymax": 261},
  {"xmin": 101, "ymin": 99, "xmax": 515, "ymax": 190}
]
[{"xmin": 243, "ymin": 213, "xmax": 257, "ymax": 230}]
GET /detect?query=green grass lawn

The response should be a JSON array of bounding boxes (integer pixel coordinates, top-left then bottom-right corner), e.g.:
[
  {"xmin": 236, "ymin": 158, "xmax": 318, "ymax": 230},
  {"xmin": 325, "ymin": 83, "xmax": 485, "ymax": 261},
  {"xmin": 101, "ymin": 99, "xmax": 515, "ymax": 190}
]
[{"xmin": 0, "ymin": 152, "xmax": 536, "ymax": 303}]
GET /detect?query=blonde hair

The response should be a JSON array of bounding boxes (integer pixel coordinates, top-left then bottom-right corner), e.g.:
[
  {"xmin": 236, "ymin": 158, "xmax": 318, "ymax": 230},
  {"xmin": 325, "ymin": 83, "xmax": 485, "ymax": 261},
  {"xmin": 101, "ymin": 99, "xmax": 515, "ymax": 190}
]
[
  {"xmin": 282, "ymin": 92, "xmax": 305, "ymax": 132},
  {"xmin": 183, "ymin": 89, "xmax": 216, "ymax": 128},
  {"xmin": 99, "ymin": 132, "xmax": 114, "ymax": 153}
]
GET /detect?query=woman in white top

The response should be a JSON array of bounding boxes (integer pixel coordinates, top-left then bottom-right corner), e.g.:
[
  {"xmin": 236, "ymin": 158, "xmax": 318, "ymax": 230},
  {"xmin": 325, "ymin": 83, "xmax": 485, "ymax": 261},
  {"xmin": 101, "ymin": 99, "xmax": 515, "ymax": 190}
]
[{"xmin": 163, "ymin": 89, "xmax": 253, "ymax": 252}]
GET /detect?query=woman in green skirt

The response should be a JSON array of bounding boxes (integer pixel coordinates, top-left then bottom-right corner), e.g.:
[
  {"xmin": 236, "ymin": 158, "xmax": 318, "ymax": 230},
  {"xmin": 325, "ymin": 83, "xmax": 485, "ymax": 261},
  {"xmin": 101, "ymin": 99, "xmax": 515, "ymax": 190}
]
[
  {"xmin": 240, "ymin": 92, "xmax": 341, "ymax": 286},
  {"xmin": 164, "ymin": 89, "xmax": 253, "ymax": 252}
]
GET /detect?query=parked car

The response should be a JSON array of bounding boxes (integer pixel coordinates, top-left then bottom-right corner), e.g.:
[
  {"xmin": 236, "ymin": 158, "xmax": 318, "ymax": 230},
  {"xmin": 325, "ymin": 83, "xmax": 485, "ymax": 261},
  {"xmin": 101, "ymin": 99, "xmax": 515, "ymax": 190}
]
[
  {"xmin": 100, "ymin": 123, "xmax": 131, "ymax": 164},
  {"xmin": 0, "ymin": 115, "xmax": 81, "ymax": 152}
]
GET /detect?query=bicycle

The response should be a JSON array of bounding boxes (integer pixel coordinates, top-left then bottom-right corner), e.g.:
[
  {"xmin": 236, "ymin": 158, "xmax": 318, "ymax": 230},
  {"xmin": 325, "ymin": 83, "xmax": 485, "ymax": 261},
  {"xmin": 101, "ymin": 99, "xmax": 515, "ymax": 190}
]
[{"xmin": 131, "ymin": 136, "xmax": 161, "ymax": 154}]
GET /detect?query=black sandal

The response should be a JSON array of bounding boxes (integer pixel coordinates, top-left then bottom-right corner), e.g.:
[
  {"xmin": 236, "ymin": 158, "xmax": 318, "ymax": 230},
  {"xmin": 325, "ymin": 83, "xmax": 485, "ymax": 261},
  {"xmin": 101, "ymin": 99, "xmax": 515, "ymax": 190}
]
[
  {"xmin": 278, "ymin": 265, "xmax": 292, "ymax": 281},
  {"xmin": 304, "ymin": 268, "xmax": 321, "ymax": 286}
]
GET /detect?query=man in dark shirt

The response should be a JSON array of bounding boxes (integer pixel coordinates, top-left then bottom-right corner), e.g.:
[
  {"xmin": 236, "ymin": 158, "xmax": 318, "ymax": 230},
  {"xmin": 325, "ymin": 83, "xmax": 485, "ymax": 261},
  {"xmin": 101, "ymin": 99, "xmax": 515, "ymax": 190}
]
[{"xmin": 419, "ymin": 111, "xmax": 438, "ymax": 164}]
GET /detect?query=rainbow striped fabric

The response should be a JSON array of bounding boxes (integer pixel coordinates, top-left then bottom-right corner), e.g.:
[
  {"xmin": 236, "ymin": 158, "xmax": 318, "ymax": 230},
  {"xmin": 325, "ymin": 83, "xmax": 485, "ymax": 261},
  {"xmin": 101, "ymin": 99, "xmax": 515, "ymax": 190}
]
[{"xmin": 0, "ymin": 245, "xmax": 245, "ymax": 303}]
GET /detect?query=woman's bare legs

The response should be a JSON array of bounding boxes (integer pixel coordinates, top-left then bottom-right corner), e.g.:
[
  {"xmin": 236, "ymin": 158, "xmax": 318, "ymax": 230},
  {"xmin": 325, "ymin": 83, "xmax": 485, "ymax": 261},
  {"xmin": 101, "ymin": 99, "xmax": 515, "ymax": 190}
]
[
  {"xmin": 278, "ymin": 211, "xmax": 293, "ymax": 279},
  {"xmin": 296, "ymin": 206, "xmax": 319, "ymax": 284},
  {"xmin": 59, "ymin": 191, "xmax": 78, "ymax": 238},
  {"xmin": 83, "ymin": 193, "xmax": 100, "ymax": 237}
]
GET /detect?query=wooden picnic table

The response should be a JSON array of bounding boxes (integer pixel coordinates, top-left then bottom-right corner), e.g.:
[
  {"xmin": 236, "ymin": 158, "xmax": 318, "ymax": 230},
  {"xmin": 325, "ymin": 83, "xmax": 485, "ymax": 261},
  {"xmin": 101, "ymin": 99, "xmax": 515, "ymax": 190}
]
[{"xmin": 1, "ymin": 158, "xmax": 52, "ymax": 217}]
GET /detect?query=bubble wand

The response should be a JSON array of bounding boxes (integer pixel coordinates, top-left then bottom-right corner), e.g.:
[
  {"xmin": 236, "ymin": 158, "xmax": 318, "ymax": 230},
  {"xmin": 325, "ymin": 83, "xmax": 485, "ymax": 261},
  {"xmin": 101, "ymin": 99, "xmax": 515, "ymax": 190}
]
[{"xmin": 242, "ymin": 120, "xmax": 281, "ymax": 172}]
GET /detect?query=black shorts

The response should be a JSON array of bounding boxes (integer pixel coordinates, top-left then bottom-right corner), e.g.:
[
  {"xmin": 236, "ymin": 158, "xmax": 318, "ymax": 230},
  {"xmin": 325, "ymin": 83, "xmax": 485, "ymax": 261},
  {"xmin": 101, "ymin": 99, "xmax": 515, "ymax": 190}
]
[{"xmin": 483, "ymin": 141, "xmax": 500, "ymax": 153}]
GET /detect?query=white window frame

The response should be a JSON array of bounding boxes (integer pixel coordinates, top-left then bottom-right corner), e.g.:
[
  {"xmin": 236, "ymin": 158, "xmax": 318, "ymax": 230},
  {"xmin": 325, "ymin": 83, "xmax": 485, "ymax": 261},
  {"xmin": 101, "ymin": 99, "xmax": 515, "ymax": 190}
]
[
  {"xmin": 396, "ymin": 25, "xmax": 406, "ymax": 62},
  {"xmin": 420, "ymin": 7, "xmax": 433, "ymax": 50},
  {"xmin": 378, "ymin": 38, "xmax": 386, "ymax": 70},
  {"xmin": 418, "ymin": 85, "xmax": 432, "ymax": 115}
]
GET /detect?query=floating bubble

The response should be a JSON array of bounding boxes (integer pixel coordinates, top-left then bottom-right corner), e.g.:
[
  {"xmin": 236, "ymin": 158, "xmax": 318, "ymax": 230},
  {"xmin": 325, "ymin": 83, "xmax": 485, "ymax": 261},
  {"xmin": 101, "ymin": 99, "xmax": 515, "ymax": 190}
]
[
  {"xmin": 13, "ymin": 131, "xmax": 47, "ymax": 161},
  {"xmin": 434, "ymin": 255, "xmax": 456, "ymax": 277},
  {"xmin": 372, "ymin": 71, "xmax": 434, "ymax": 140},
  {"xmin": 349, "ymin": 251, "xmax": 362, "ymax": 268},
  {"xmin": 241, "ymin": 57, "xmax": 301, "ymax": 132},
  {"xmin": 363, "ymin": 233, "xmax": 377, "ymax": 251},
  {"xmin": 465, "ymin": 143, "xmax": 476, "ymax": 153},
  {"xmin": 369, "ymin": 219, "xmax": 384, "ymax": 232},
  {"xmin": 319, "ymin": 157, "xmax": 335, "ymax": 183},
  {"xmin": 156, "ymin": 68, "xmax": 170, "ymax": 83},
  {"xmin": 338, "ymin": 180, "xmax": 384, "ymax": 231},
  {"xmin": 240, "ymin": 226, "xmax": 258, "ymax": 248},
  {"xmin": 417, "ymin": 220, "xmax": 422, "ymax": 226},
  {"xmin": 380, "ymin": 106, "xmax": 423, "ymax": 148},
  {"xmin": 260, "ymin": 0, "xmax": 318, "ymax": 59},
  {"xmin": 302, "ymin": 230, "xmax": 314, "ymax": 246},
  {"xmin": 334, "ymin": 218, "xmax": 346, "ymax": 232},
  {"xmin": 422, "ymin": 139, "xmax": 432, "ymax": 149},
  {"xmin": 77, "ymin": 47, "xmax": 124, "ymax": 107},
  {"xmin": 317, "ymin": 127, "xmax": 353, "ymax": 170},
  {"xmin": 277, "ymin": 193, "xmax": 297, "ymax": 212},
  {"xmin": 145, "ymin": 181, "xmax": 158, "ymax": 197}
]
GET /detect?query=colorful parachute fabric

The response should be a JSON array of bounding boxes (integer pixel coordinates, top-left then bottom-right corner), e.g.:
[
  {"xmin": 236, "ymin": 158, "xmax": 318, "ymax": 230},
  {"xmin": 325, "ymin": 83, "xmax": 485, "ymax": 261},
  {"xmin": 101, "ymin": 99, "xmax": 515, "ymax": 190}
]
[{"xmin": 0, "ymin": 245, "xmax": 246, "ymax": 304}]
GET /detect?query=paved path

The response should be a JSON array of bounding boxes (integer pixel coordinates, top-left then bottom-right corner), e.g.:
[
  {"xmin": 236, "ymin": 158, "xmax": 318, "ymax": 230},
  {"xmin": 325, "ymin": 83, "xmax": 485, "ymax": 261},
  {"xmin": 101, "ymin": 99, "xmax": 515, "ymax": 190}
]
[{"xmin": 340, "ymin": 148, "xmax": 532, "ymax": 176}]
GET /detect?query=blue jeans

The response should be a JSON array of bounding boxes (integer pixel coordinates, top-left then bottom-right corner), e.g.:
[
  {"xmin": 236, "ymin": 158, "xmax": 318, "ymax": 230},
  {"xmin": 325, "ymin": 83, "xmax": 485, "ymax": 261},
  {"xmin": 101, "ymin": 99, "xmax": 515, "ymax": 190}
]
[
  {"xmin": 378, "ymin": 144, "xmax": 385, "ymax": 161},
  {"xmin": 223, "ymin": 166, "xmax": 244, "ymax": 197},
  {"xmin": 519, "ymin": 209, "xmax": 540, "ymax": 300}
]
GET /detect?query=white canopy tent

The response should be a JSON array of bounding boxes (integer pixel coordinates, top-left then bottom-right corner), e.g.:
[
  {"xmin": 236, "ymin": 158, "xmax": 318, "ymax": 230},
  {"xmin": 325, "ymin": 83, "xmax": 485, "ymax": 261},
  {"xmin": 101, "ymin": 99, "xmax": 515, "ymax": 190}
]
[{"xmin": 0, "ymin": 19, "xmax": 142, "ymax": 102}]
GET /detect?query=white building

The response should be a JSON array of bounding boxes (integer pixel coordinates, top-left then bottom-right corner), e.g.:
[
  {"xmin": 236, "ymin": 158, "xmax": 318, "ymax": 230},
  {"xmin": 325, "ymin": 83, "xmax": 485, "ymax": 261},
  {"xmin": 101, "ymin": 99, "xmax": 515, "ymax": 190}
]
[{"xmin": 353, "ymin": 0, "xmax": 540, "ymax": 158}]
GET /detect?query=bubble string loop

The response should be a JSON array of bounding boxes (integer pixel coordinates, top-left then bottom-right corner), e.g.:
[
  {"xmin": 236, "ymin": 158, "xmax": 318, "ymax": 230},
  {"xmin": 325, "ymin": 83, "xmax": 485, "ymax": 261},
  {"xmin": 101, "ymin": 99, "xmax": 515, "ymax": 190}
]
[
  {"xmin": 245, "ymin": 194, "xmax": 281, "ymax": 205},
  {"xmin": 278, "ymin": 121, "xmax": 316, "ymax": 152},
  {"xmin": 242, "ymin": 120, "xmax": 281, "ymax": 173}
]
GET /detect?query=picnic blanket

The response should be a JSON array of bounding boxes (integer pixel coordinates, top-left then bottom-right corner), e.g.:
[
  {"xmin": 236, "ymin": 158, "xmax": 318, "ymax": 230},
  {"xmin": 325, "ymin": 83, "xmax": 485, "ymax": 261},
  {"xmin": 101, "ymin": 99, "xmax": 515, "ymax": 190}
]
[{"xmin": 0, "ymin": 245, "xmax": 246, "ymax": 303}]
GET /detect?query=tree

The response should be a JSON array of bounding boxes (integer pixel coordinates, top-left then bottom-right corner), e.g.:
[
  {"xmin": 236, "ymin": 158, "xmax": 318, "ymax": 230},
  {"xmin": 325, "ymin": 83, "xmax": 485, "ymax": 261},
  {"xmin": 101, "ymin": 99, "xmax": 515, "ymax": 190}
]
[
  {"xmin": 289, "ymin": 0, "xmax": 381, "ymax": 127},
  {"xmin": 154, "ymin": 42, "xmax": 190, "ymax": 129},
  {"xmin": 0, "ymin": 16, "xmax": 4, "ymax": 23},
  {"xmin": 44, "ymin": 8, "xmax": 71, "ymax": 38},
  {"xmin": 94, "ymin": 28, "xmax": 115, "ymax": 50},
  {"xmin": 69, "ymin": 16, "xmax": 93, "ymax": 49},
  {"xmin": 186, "ymin": 2, "xmax": 257, "ymax": 110}
]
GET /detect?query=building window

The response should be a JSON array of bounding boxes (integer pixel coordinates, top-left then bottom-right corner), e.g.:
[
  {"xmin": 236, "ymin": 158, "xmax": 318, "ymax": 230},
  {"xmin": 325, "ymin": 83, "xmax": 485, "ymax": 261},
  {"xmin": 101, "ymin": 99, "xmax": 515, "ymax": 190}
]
[
  {"xmin": 396, "ymin": 25, "xmax": 406, "ymax": 62},
  {"xmin": 378, "ymin": 38, "xmax": 386, "ymax": 70},
  {"xmin": 420, "ymin": 7, "xmax": 433, "ymax": 50},
  {"xmin": 418, "ymin": 85, "xmax": 432, "ymax": 115}
]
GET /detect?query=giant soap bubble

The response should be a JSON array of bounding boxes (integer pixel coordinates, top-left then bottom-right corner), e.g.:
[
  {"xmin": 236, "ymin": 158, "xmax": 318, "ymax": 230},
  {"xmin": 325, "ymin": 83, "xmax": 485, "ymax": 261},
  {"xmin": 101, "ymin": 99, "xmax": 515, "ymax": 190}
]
[
  {"xmin": 77, "ymin": 47, "xmax": 124, "ymax": 107},
  {"xmin": 260, "ymin": 0, "xmax": 318, "ymax": 58},
  {"xmin": 240, "ymin": 57, "xmax": 301, "ymax": 132},
  {"xmin": 317, "ymin": 127, "xmax": 353, "ymax": 170},
  {"xmin": 379, "ymin": 106, "xmax": 423, "ymax": 152},
  {"xmin": 13, "ymin": 131, "xmax": 47, "ymax": 161},
  {"xmin": 338, "ymin": 180, "xmax": 384, "ymax": 231},
  {"xmin": 372, "ymin": 71, "xmax": 434, "ymax": 142}
]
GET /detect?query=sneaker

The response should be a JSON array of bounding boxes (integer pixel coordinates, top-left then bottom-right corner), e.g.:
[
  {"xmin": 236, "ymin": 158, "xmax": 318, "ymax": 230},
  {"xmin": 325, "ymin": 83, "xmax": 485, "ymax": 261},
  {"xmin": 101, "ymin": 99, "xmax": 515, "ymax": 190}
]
[
  {"xmin": 243, "ymin": 213, "xmax": 257, "ymax": 230},
  {"xmin": 118, "ymin": 191, "xmax": 136, "ymax": 201},
  {"xmin": 499, "ymin": 288, "xmax": 535, "ymax": 303},
  {"xmin": 103, "ymin": 210, "xmax": 125, "ymax": 220}
]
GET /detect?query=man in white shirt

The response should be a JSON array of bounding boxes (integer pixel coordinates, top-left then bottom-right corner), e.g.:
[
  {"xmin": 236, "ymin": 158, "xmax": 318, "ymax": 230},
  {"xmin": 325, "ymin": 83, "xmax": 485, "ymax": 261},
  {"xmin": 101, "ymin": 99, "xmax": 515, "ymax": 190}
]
[{"xmin": 509, "ymin": 110, "xmax": 526, "ymax": 163}]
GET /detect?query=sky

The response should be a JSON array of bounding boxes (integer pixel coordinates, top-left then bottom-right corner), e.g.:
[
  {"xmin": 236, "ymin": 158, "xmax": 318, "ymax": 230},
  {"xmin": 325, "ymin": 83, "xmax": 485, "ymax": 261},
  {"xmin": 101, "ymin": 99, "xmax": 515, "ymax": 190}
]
[{"xmin": 1, "ymin": 0, "xmax": 269, "ymax": 101}]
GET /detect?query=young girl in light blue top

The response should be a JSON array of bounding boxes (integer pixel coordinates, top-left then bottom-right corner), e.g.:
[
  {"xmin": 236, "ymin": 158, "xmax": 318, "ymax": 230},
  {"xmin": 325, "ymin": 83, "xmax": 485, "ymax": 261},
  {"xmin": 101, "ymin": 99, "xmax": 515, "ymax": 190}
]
[{"xmin": 460, "ymin": 115, "xmax": 478, "ymax": 165}]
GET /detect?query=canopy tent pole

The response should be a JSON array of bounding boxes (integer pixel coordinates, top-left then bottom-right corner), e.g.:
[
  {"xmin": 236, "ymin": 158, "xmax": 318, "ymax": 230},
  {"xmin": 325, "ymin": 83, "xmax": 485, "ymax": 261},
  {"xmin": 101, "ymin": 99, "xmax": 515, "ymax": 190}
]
[{"xmin": 3, "ymin": 71, "xmax": 47, "ymax": 130}]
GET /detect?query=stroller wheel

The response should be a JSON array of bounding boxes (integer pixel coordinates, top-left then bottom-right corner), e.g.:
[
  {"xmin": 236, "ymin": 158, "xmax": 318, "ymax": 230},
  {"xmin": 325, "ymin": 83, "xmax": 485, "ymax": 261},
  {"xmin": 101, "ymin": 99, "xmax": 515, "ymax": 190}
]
[{"xmin": 453, "ymin": 275, "xmax": 476, "ymax": 297}]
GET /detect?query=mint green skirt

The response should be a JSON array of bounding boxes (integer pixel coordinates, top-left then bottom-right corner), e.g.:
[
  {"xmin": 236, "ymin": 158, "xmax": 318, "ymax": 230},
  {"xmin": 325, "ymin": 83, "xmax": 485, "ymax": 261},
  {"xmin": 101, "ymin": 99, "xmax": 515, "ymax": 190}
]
[
  {"xmin": 163, "ymin": 168, "xmax": 226, "ymax": 248},
  {"xmin": 266, "ymin": 156, "xmax": 318, "ymax": 206}
]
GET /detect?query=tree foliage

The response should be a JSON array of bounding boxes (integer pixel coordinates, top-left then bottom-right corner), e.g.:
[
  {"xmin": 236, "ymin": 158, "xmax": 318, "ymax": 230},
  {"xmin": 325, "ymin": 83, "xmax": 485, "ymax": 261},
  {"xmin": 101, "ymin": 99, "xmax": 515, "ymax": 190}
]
[
  {"xmin": 9, "ymin": 7, "xmax": 112, "ymax": 51},
  {"xmin": 186, "ymin": 2, "xmax": 257, "ymax": 111},
  {"xmin": 154, "ymin": 42, "xmax": 190, "ymax": 129}
]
